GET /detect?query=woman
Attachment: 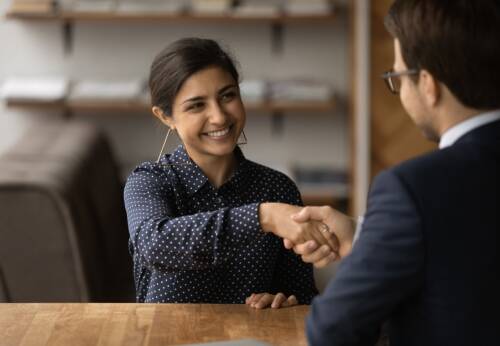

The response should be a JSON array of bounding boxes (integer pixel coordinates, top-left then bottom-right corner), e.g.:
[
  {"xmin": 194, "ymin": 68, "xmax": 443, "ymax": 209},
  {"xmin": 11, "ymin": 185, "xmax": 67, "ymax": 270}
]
[{"xmin": 124, "ymin": 38, "xmax": 336, "ymax": 308}]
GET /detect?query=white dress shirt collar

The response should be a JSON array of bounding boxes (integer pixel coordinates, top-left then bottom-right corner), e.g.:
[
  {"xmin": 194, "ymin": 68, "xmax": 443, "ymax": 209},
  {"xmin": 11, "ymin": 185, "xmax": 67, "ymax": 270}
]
[{"xmin": 439, "ymin": 109, "xmax": 500, "ymax": 149}]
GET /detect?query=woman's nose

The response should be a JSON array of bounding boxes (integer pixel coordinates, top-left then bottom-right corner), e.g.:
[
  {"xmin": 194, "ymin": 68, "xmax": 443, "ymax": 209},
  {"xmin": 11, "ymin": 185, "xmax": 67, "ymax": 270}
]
[{"xmin": 208, "ymin": 102, "xmax": 228, "ymax": 124}]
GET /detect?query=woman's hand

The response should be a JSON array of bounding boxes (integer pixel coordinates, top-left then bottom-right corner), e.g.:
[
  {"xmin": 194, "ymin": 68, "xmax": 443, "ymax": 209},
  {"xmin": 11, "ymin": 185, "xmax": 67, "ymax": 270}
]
[
  {"xmin": 259, "ymin": 203, "xmax": 339, "ymax": 253},
  {"xmin": 283, "ymin": 206, "xmax": 356, "ymax": 268},
  {"xmin": 245, "ymin": 292, "xmax": 298, "ymax": 309}
]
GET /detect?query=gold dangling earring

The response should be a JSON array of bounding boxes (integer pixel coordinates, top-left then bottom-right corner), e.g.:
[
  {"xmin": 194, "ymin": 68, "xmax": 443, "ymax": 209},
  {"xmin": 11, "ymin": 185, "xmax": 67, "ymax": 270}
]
[
  {"xmin": 237, "ymin": 130, "xmax": 248, "ymax": 145},
  {"xmin": 156, "ymin": 128, "xmax": 172, "ymax": 163}
]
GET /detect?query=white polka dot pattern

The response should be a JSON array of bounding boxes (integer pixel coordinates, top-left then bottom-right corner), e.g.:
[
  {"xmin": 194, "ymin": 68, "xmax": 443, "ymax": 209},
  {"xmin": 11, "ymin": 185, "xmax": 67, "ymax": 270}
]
[{"xmin": 124, "ymin": 145, "xmax": 318, "ymax": 304}]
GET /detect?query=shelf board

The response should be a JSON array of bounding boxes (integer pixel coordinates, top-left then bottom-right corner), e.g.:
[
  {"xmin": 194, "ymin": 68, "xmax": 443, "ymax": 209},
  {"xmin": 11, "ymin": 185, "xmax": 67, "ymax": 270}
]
[
  {"xmin": 6, "ymin": 100, "xmax": 66, "ymax": 109},
  {"xmin": 6, "ymin": 11, "xmax": 337, "ymax": 24},
  {"xmin": 6, "ymin": 98, "xmax": 336, "ymax": 115},
  {"xmin": 68, "ymin": 100, "xmax": 149, "ymax": 113},
  {"xmin": 302, "ymin": 192, "xmax": 348, "ymax": 208},
  {"xmin": 245, "ymin": 99, "xmax": 336, "ymax": 113}
]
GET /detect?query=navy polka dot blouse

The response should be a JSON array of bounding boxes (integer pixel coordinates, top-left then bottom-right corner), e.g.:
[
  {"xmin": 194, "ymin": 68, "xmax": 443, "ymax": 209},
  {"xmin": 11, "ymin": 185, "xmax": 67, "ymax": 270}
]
[{"xmin": 124, "ymin": 145, "xmax": 318, "ymax": 304}]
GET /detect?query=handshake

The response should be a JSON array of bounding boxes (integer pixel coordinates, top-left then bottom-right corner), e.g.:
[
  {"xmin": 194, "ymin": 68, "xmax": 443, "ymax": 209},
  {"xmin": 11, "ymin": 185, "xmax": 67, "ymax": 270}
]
[{"xmin": 259, "ymin": 203, "xmax": 357, "ymax": 268}]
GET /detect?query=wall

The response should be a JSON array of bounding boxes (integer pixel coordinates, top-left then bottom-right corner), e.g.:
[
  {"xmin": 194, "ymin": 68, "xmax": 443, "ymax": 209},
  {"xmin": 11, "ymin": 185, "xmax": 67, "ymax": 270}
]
[
  {"xmin": 0, "ymin": 0, "xmax": 355, "ymax": 293},
  {"xmin": 0, "ymin": 1, "xmax": 351, "ymax": 182}
]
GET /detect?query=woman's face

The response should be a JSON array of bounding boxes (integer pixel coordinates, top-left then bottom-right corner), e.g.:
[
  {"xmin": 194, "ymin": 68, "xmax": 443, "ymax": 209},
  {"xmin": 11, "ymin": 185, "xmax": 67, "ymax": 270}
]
[{"xmin": 163, "ymin": 66, "xmax": 246, "ymax": 162}]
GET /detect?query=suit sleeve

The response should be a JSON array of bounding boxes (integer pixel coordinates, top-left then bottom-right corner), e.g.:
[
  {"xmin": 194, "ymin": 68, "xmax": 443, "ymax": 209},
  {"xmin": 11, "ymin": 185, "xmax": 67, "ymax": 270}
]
[{"xmin": 306, "ymin": 170, "xmax": 425, "ymax": 346}]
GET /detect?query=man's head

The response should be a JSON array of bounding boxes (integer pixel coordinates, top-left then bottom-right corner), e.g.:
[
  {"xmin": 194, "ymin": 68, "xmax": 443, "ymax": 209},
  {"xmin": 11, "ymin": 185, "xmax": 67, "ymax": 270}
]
[{"xmin": 384, "ymin": 0, "xmax": 500, "ymax": 141}]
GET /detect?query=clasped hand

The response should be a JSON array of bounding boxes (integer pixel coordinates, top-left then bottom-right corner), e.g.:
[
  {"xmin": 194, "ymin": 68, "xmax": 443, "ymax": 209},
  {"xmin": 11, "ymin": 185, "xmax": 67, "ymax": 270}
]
[{"xmin": 259, "ymin": 203, "xmax": 356, "ymax": 268}]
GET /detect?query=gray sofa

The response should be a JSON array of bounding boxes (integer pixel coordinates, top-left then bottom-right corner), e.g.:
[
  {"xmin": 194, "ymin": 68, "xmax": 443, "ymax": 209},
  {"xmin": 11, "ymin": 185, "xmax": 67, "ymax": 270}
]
[{"xmin": 0, "ymin": 121, "xmax": 134, "ymax": 302}]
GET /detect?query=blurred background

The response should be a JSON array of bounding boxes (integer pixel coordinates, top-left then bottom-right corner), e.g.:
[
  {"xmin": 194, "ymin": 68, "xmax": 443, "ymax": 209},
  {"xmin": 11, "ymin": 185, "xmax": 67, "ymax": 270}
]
[{"xmin": 0, "ymin": 0, "xmax": 435, "ymax": 302}]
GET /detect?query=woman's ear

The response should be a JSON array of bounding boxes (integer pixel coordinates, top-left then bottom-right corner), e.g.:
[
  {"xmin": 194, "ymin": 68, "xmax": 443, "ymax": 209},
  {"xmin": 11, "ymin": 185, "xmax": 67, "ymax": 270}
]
[{"xmin": 152, "ymin": 106, "xmax": 175, "ymax": 130}]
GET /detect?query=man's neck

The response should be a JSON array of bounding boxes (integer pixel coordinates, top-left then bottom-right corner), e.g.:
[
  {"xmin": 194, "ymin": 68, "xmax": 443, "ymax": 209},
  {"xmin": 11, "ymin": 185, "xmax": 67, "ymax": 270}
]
[
  {"xmin": 437, "ymin": 105, "xmax": 484, "ymax": 138},
  {"xmin": 438, "ymin": 109, "xmax": 500, "ymax": 149}
]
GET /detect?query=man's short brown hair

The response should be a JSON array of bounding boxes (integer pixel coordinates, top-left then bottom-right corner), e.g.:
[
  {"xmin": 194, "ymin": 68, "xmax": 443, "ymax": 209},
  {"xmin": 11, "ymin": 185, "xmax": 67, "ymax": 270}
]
[{"xmin": 385, "ymin": 0, "xmax": 500, "ymax": 110}]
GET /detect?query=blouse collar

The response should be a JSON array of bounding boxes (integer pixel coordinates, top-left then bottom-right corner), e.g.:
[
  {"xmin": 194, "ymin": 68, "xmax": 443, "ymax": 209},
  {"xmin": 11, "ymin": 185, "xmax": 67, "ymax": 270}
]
[{"xmin": 162, "ymin": 145, "xmax": 249, "ymax": 196}]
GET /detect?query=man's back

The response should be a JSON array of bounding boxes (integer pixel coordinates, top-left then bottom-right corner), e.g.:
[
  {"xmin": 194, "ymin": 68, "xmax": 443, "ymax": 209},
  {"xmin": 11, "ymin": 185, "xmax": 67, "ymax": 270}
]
[
  {"xmin": 389, "ymin": 119, "xmax": 500, "ymax": 344},
  {"xmin": 307, "ymin": 120, "xmax": 500, "ymax": 346}
]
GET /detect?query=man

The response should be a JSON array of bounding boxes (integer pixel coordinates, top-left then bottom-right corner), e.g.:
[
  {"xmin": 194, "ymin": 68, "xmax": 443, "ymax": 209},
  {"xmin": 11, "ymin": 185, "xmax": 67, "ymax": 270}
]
[{"xmin": 285, "ymin": 1, "xmax": 500, "ymax": 345}]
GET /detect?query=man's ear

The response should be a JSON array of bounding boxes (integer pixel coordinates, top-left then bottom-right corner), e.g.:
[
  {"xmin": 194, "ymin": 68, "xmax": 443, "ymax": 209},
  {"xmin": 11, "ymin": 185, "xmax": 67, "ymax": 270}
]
[
  {"xmin": 152, "ymin": 106, "xmax": 175, "ymax": 129},
  {"xmin": 419, "ymin": 69, "xmax": 441, "ymax": 107}
]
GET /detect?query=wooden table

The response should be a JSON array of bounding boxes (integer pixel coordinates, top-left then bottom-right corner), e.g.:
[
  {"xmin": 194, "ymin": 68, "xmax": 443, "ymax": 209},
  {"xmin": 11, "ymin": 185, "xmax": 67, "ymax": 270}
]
[{"xmin": 0, "ymin": 304, "xmax": 310, "ymax": 346}]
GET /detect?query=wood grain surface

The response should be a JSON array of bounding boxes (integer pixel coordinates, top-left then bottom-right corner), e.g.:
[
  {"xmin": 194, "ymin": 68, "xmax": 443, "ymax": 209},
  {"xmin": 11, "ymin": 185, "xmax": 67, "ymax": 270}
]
[{"xmin": 0, "ymin": 304, "xmax": 309, "ymax": 346}]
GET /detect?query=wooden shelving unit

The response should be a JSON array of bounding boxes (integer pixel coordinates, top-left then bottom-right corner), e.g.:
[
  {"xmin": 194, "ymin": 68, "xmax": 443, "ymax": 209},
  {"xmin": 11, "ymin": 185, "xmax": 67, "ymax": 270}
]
[
  {"xmin": 4, "ymin": 3, "xmax": 348, "ymax": 210},
  {"xmin": 6, "ymin": 11, "xmax": 337, "ymax": 24},
  {"xmin": 6, "ymin": 98, "xmax": 337, "ymax": 115}
]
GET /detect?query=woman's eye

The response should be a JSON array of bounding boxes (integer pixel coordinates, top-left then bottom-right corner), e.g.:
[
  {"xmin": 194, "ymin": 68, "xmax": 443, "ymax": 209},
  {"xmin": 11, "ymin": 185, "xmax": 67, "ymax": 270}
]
[
  {"xmin": 187, "ymin": 102, "xmax": 204, "ymax": 112},
  {"xmin": 221, "ymin": 92, "xmax": 236, "ymax": 102}
]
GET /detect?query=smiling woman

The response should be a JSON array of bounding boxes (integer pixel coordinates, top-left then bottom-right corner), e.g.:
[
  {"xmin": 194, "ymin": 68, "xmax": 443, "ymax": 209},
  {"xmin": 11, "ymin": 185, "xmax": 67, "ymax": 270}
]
[
  {"xmin": 153, "ymin": 66, "xmax": 245, "ymax": 186},
  {"xmin": 123, "ymin": 38, "xmax": 337, "ymax": 308}
]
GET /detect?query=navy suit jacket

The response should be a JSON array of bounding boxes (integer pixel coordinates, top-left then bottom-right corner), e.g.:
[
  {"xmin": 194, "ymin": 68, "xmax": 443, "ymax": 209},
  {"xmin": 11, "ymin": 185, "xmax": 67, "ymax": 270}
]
[{"xmin": 307, "ymin": 120, "xmax": 500, "ymax": 346}]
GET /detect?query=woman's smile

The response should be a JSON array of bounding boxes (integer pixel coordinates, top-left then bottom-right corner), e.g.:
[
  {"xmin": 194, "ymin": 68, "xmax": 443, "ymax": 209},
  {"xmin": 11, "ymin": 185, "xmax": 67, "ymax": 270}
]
[{"xmin": 202, "ymin": 125, "xmax": 233, "ymax": 140}]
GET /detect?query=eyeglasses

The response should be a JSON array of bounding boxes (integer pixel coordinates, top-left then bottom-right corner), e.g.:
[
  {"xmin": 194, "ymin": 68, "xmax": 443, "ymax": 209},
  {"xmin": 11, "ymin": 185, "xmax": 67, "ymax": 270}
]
[{"xmin": 381, "ymin": 68, "xmax": 419, "ymax": 94}]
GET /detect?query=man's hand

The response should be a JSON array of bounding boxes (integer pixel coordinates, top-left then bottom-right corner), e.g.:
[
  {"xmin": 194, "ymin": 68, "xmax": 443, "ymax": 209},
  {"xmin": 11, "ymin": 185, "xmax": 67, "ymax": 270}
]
[
  {"xmin": 284, "ymin": 206, "xmax": 356, "ymax": 267},
  {"xmin": 283, "ymin": 239, "xmax": 338, "ymax": 268},
  {"xmin": 245, "ymin": 292, "xmax": 298, "ymax": 309},
  {"xmin": 259, "ymin": 203, "xmax": 338, "ymax": 252}
]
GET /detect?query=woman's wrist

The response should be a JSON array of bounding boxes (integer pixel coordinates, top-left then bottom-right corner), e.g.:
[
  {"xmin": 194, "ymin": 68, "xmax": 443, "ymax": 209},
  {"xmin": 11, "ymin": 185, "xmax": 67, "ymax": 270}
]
[{"xmin": 258, "ymin": 202, "xmax": 275, "ymax": 233}]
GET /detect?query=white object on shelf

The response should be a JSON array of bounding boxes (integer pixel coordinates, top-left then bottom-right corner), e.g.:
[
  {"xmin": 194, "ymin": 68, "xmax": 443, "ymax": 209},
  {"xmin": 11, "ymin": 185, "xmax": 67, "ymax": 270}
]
[
  {"xmin": 68, "ymin": 80, "xmax": 145, "ymax": 102},
  {"xmin": 239, "ymin": 80, "xmax": 267, "ymax": 103},
  {"xmin": 116, "ymin": 0, "xmax": 186, "ymax": 15},
  {"xmin": 58, "ymin": 0, "xmax": 75, "ymax": 11},
  {"xmin": 0, "ymin": 77, "xmax": 68, "ymax": 102},
  {"xmin": 269, "ymin": 79, "xmax": 334, "ymax": 102},
  {"xmin": 188, "ymin": 0, "xmax": 232, "ymax": 15},
  {"xmin": 292, "ymin": 164, "xmax": 349, "ymax": 199},
  {"xmin": 70, "ymin": 0, "xmax": 116, "ymax": 13},
  {"xmin": 232, "ymin": 2, "xmax": 280, "ymax": 18},
  {"xmin": 284, "ymin": 0, "xmax": 333, "ymax": 16}
]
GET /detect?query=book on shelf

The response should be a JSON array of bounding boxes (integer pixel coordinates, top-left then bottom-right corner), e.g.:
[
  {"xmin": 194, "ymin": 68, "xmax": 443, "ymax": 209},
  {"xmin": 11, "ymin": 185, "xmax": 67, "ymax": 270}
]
[
  {"xmin": 0, "ymin": 77, "xmax": 69, "ymax": 103},
  {"xmin": 239, "ymin": 80, "xmax": 267, "ymax": 103},
  {"xmin": 232, "ymin": 0, "xmax": 280, "ymax": 18},
  {"xmin": 68, "ymin": 80, "xmax": 146, "ymax": 103},
  {"xmin": 283, "ymin": 0, "xmax": 334, "ymax": 16},
  {"xmin": 116, "ymin": 0, "xmax": 187, "ymax": 15},
  {"xmin": 268, "ymin": 79, "xmax": 334, "ymax": 103},
  {"xmin": 58, "ymin": 0, "xmax": 76, "ymax": 11},
  {"xmin": 188, "ymin": 0, "xmax": 233, "ymax": 15},
  {"xmin": 69, "ymin": 0, "xmax": 117, "ymax": 13},
  {"xmin": 292, "ymin": 165, "xmax": 349, "ymax": 199},
  {"xmin": 9, "ymin": 0, "xmax": 56, "ymax": 14}
]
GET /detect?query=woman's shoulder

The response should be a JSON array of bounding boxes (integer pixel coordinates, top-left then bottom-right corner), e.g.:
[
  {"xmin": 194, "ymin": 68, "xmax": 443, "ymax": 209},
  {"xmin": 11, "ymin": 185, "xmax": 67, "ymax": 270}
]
[
  {"xmin": 129, "ymin": 159, "xmax": 172, "ymax": 176},
  {"xmin": 125, "ymin": 156, "xmax": 177, "ymax": 188}
]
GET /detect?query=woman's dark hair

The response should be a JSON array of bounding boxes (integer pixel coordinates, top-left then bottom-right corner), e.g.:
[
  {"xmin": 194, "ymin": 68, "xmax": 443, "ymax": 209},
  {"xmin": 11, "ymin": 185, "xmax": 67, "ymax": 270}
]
[
  {"xmin": 149, "ymin": 37, "xmax": 240, "ymax": 116},
  {"xmin": 385, "ymin": 0, "xmax": 500, "ymax": 110}
]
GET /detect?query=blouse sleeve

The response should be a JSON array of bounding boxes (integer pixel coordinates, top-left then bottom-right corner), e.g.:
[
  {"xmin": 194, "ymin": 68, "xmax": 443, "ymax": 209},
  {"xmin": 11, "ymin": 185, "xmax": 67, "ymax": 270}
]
[
  {"xmin": 124, "ymin": 165, "xmax": 263, "ymax": 272},
  {"xmin": 271, "ymin": 176, "xmax": 319, "ymax": 304}
]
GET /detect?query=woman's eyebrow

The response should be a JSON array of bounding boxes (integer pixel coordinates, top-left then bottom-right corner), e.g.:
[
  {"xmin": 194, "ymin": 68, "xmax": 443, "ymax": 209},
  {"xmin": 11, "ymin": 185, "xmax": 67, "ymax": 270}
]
[
  {"xmin": 181, "ymin": 95, "xmax": 205, "ymax": 105},
  {"xmin": 218, "ymin": 84, "xmax": 237, "ymax": 94}
]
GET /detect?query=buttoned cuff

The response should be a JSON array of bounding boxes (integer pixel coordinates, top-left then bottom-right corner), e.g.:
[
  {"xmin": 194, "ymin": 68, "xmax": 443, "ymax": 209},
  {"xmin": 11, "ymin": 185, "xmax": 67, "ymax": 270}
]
[{"xmin": 226, "ymin": 202, "xmax": 263, "ymax": 244}]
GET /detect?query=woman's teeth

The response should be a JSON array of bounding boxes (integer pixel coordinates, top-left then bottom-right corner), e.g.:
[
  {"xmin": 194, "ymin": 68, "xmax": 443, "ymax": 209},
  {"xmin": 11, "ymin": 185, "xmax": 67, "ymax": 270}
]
[{"xmin": 206, "ymin": 128, "xmax": 230, "ymax": 137}]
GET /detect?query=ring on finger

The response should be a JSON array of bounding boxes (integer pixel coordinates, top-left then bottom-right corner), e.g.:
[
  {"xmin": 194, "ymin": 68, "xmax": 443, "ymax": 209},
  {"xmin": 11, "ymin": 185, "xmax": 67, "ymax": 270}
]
[{"xmin": 320, "ymin": 223, "xmax": 330, "ymax": 233}]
